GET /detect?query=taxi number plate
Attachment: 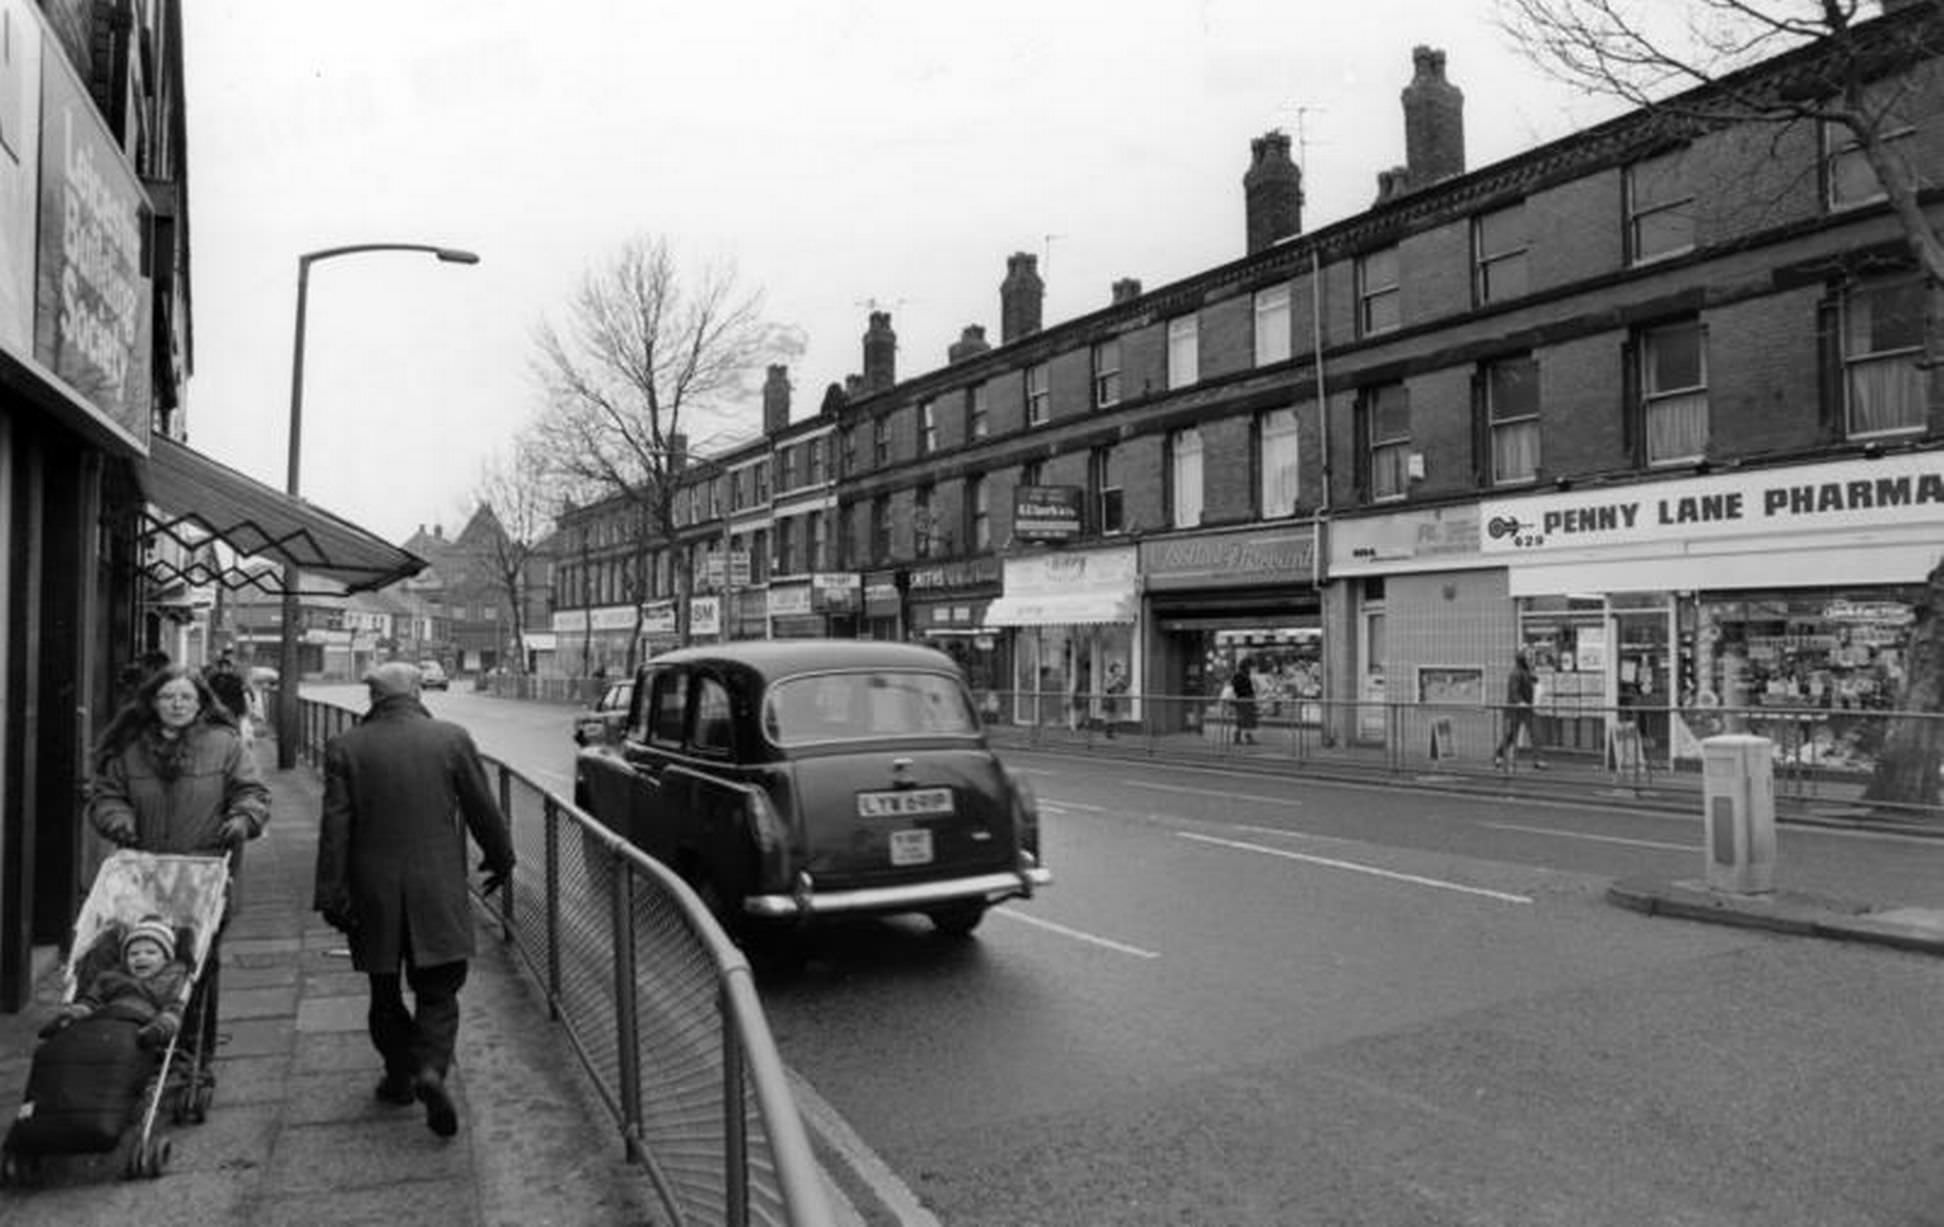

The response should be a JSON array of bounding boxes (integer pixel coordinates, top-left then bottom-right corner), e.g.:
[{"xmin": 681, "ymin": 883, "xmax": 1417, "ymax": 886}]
[
  {"xmin": 856, "ymin": 788, "xmax": 955, "ymax": 818},
  {"xmin": 889, "ymin": 829, "xmax": 934, "ymax": 867}
]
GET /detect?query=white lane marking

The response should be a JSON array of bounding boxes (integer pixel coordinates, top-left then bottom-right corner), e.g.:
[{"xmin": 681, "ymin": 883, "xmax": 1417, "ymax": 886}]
[
  {"xmin": 1040, "ymin": 798, "xmax": 1111, "ymax": 814},
  {"xmin": 994, "ymin": 909, "xmax": 1161, "ymax": 959},
  {"xmin": 1177, "ymin": 832, "xmax": 1533, "ymax": 905},
  {"xmin": 1482, "ymin": 822, "xmax": 1694, "ymax": 852},
  {"xmin": 789, "ymin": 1071, "xmax": 938, "ymax": 1227},
  {"xmin": 1121, "ymin": 779, "xmax": 1301, "ymax": 806}
]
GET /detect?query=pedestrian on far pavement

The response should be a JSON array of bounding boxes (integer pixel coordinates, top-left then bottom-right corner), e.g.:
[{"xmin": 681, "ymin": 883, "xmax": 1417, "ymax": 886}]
[
  {"xmin": 87, "ymin": 665, "xmax": 271, "ymax": 1070},
  {"xmin": 1494, "ymin": 650, "xmax": 1546, "ymax": 771},
  {"xmin": 206, "ymin": 652, "xmax": 254, "ymax": 747},
  {"xmin": 1231, "ymin": 658, "xmax": 1259, "ymax": 745},
  {"xmin": 313, "ymin": 662, "xmax": 516, "ymax": 1138}
]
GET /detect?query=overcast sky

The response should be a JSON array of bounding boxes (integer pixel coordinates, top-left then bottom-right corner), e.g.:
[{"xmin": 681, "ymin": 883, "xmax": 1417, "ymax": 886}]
[{"xmin": 177, "ymin": 0, "xmax": 1631, "ymax": 546}]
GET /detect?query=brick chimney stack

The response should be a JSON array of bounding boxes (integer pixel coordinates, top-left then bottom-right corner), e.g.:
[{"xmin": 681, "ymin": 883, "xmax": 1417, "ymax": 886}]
[
  {"xmin": 862, "ymin": 311, "xmax": 896, "ymax": 393},
  {"xmin": 1403, "ymin": 45, "xmax": 1464, "ymax": 189},
  {"xmin": 1244, "ymin": 130, "xmax": 1303, "ymax": 254},
  {"xmin": 1000, "ymin": 253, "xmax": 1044, "ymax": 343},
  {"xmin": 948, "ymin": 325, "xmax": 991, "ymax": 363},
  {"xmin": 762, "ymin": 364, "xmax": 791, "ymax": 435},
  {"xmin": 1111, "ymin": 278, "xmax": 1142, "ymax": 304}
]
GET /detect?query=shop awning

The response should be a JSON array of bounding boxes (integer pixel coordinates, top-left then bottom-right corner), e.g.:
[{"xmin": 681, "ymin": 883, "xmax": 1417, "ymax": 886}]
[
  {"xmin": 983, "ymin": 589, "xmax": 1139, "ymax": 628},
  {"xmin": 138, "ymin": 434, "xmax": 427, "ymax": 596}
]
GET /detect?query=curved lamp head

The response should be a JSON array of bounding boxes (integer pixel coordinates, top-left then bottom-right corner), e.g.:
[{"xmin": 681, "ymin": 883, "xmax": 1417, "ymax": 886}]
[{"xmin": 434, "ymin": 248, "xmax": 481, "ymax": 265}]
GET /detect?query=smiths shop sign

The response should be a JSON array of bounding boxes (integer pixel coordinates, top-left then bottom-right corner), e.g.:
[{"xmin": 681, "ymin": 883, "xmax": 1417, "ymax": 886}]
[
  {"xmin": 1013, "ymin": 486, "xmax": 1082, "ymax": 543},
  {"xmin": 1481, "ymin": 454, "xmax": 1944, "ymax": 555}
]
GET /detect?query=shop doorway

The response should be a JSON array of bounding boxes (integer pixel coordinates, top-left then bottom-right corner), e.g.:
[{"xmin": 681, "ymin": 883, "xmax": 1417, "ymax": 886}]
[{"xmin": 1612, "ymin": 606, "xmax": 1673, "ymax": 767}]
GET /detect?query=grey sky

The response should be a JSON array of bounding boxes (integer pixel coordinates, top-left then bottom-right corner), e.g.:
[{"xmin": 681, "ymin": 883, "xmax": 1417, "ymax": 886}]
[{"xmin": 179, "ymin": 0, "xmax": 1623, "ymax": 545}]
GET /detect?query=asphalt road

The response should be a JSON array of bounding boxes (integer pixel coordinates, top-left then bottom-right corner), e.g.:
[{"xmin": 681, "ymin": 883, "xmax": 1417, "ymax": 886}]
[{"xmin": 337, "ymin": 685, "xmax": 1944, "ymax": 1226}]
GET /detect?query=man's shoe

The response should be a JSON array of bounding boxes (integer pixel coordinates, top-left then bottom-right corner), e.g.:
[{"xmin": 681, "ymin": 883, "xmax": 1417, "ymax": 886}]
[
  {"xmin": 375, "ymin": 1072, "xmax": 414, "ymax": 1106},
  {"xmin": 414, "ymin": 1068, "xmax": 458, "ymax": 1137}
]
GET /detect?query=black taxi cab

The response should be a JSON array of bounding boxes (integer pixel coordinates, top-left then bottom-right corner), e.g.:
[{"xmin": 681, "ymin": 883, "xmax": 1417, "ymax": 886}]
[{"xmin": 573, "ymin": 640, "xmax": 1049, "ymax": 937}]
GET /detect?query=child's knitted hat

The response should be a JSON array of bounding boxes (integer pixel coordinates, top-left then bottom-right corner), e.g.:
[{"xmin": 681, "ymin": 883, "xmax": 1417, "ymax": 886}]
[{"xmin": 122, "ymin": 915, "xmax": 176, "ymax": 963}]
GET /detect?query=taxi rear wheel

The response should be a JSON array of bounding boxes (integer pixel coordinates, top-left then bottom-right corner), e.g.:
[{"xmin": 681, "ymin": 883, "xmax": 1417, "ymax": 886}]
[{"xmin": 928, "ymin": 902, "xmax": 986, "ymax": 937}]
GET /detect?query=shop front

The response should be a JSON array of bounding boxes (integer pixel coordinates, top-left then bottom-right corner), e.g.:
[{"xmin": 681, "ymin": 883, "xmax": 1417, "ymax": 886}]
[
  {"xmin": 986, "ymin": 546, "xmax": 1139, "ymax": 730},
  {"xmin": 1481, "ymin": 452, "xmax": 1944, "ymax": 773},
  {"xmin": 862, "ymin": 569, "xmax": 902, "ymax": 641},
  {"xmin": 768, "ymin": 581, "xmax": 818, "ymax": 638},
  {"xmin": 904, "ymin": 557, "xmax": 1004, "ymax": 716},
  {"xmin": 731, "ymin": 588, "xmax": 769, "ymax": 641},
  {"xmin": 812, "ymin": 572, "xmax": 861, "ymax": 639},
  {"xmin": 550, "ymin": 605, "xmax": 642, "ymax": 678},
  {"xmin": 1141, "ymin": 526, "xmax": 1320, "ymax": 736}
]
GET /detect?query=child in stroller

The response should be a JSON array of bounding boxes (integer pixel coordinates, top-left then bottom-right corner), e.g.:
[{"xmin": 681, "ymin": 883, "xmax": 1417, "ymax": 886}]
[{"xmin": 2, "ymin": 850, "xmax": 230, "ymax": 1185}]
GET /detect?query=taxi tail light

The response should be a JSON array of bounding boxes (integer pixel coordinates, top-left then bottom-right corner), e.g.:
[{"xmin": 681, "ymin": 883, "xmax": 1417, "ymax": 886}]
[
  {"xmin": 1005, "ymin": 768, "xmax": 1041, "ymax": 855},
  {"xmin": 744, "ymin": 788, "xmax": 792, "ymax": 886}
]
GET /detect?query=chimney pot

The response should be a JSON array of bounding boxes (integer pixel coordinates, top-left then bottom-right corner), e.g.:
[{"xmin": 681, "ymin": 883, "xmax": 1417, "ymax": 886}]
[
  {"xmin": 1000, "ymin": 253, "xmax": 1044, "ymax": 343},
  {"xmin": 862, "ymin": 311, "xmax": 897, "ymax": 393},
  {"xmin": 1111, "ymin": 278, "xmax": 1142, "ymax": 304},
  {"xmin": 948, "ymin": 324, "xmax": 992, "ymax": 364}
]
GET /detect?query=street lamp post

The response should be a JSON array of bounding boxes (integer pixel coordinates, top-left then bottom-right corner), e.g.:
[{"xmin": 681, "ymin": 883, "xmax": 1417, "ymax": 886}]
[{"xmin": 276, "ymin": 243, "xmax": 480, "ymax": 769}]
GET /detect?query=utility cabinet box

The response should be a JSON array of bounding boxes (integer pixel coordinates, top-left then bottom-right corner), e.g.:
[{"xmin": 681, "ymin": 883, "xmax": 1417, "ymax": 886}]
[{"xmin": 1701, "ymin": 735, "xmax": 1776, "ymax": 894}]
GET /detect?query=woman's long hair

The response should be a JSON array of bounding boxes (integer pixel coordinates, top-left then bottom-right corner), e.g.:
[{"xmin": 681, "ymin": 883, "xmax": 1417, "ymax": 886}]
[{"xmin": 93, "ymin": 664, "xmax": 238, "ymax": 772}]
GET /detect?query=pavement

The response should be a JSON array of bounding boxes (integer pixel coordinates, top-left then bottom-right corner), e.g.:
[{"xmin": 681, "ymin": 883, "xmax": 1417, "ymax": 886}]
[{"xmin": 0, "ymin": 738, "xmax": 660, "ymax": 1227}]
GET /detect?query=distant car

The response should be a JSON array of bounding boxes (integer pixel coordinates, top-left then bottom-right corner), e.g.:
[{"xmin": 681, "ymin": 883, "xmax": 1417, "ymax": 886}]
[
  {"xmin": 573, "ymin": 640, "xmax": 1049, "ymax": 938},
  {"xmin": 246, "ymin": 666, "xmax": 279, "ymax": 689},
  {"xmin": 418, "ymin": 661, "xmax": 450, "ymax": 690},
  {"xmin": 573, "ymin": 680, "xmax": 634, "ymax": 747}
]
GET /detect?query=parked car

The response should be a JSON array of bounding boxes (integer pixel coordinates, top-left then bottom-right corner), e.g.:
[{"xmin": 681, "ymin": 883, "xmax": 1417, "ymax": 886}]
[
  {"xmin": 573, "ymin": 640, "xmax": 1049, "ymax": 937},
  {"xmin": 573, "ymin": 680, "xmax": 635, "ymax": 747},
  {"xmin": 418, "ymin": 661, "xmax": 450, "ymax": 690}
]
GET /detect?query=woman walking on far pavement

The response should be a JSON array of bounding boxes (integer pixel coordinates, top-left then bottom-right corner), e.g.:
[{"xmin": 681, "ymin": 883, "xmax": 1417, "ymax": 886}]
[
  {"xmin": 1494, "ymin": 650, "xmax": 1545, "ymax": 771},
  {"xmin": 1231, "ymin": 658, "xmax": 1259, "ymax": 745},
  {"xmin": 87, "ymin": 664, "xmax": 272, "ymax": 1071}
]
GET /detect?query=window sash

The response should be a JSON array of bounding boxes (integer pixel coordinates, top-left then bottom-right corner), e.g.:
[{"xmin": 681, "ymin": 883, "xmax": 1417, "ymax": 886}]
[
  {"xmin": 873, "ymin": 418, "xmax": 889, "ymax": 465},
  {"xmin": 1171, "ymin": 429, "xmax": 1203, "ymax": 528},
  {"xmin": 1847, "ymin": 354, "xmax": 1925, "ymax": 436},
  {"xmin": 1371, "ymin": 441, "xmax": 1410, "ymax": 501},
  {"xmin": 1360, "ymin": 247, "xmax": 1400, "ymax": 335},
  {"xmin": 1628, "ymin": 153, "xmax": 1694, "ymax": 262},
  {"xmin": 970, "ymin": 478, "xmax": 991, "ymax": 549},
  {"xmin": 1254, "ymin": 286, "xmax": 1292, "ymax": 365},
  {"xmin": 1259, "ymin": 410, "xmax": 1300, "ymax": 518},
  {"xmin": 1491, "ymin": 419, "xmax": 1540, "ymax": 485},
  {"xmin": 1093, "ymin": 340, "xmax": 1121, "ymax": 408},
  {"xmin": 1168, "ymin": 316, "xmax": 1199, "ymax": 388},
  {"xmin": 1645, "ymin": 391, "xmax": 1709, "ymax": 464},
  {"xmin": 968, "ymin": 383, "xmax": 989, "ymax": 438},
  {"xmin": 920, "ymin": 402, "xmax": 936, "ymax": 455},
  {"xmin": 1026, "ymin": 364, "xmax": 1050, "ymax": 425}
]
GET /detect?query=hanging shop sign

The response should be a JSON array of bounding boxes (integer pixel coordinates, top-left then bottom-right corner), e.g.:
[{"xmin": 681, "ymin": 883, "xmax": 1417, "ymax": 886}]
[
  {"xmin": 768, "ymin": 583, "xmax": 811, "ymax": 618},
  {"xmin": 1328, "ymin": 505, "xmax": 1484, "ymax": 576},
  {"xmin": 551, "ymin": 605, "xmax": 641, "ymax": 633},
  {"xmin": 810, "ymin": 571, "xmax": 860, "ymax": 614},
  {"xmin": 1141, "ymin": 526, "xmax": 1316, "ymax": 592},
  {"xmin": 32, "ymin": 23, "xmax": 151, "ymax": 450},
  {"xmin": 1013, "ymin": 486, "xmax": 1083, "ymax": 543}
]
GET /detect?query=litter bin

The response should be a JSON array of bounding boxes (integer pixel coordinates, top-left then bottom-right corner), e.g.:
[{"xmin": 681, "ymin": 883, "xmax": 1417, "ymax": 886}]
[{"xmin": 1701, "ymin": 734, "xmax": 1775, "ymax": 894}]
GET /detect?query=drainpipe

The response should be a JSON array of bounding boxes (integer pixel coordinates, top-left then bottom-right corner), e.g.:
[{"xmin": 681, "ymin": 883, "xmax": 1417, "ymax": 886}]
[{"xmin": 1310, "ymin": 246, "xmax": 1334, "ymax": 737}]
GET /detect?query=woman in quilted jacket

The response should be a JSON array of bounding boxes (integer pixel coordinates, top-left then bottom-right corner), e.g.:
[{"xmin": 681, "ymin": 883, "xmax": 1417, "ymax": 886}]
[{"xmin": 86, "ymin": 664, "xmax": 271, "ymax": 1070}]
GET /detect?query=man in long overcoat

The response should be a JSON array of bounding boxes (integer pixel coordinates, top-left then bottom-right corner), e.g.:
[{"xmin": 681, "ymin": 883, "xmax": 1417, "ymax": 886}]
[{"xmin": 313, "ymin": 662, "xmax": 515, "ymax": 1138}]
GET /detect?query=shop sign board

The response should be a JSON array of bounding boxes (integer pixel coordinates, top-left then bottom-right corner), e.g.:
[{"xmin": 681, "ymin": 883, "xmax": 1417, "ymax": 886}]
[
  {"xmin": 1481, "ymin": 453, "xmax": 1944, "ymax": 557},
  {"xmin": 907, "ymin": 557, "xmax": 1001, "ymax": 592},
  {"xmin": 32, "ymin": 26, "xmax": 151, "ymax": 449},
  {"xmin": 864, "ymin": 569, "xmax": 902, "ymax": 616},
  {"xmin": 641, "ymin": 601, "xmax": 677, "ymax": 635},
  {"xmin": 689, "ymin": 595, "xmax": 721, "ymax": 637},
  {"xmin": 768, "ymin": 583, "xmax": 811, "ymax": 618},
  {"xmin": 1001, "ymin": 545, "xmax": 1138, "ymax": 596},
  {"xmin": 1013, "ymin": 486, "xmax": 1083, "ymax": 543},
  {"xmin": 0, "ymin": 0, "xmax": 42, "ymax": 357},
  {"xmin": 552, "ymin": 605, "xmax": 641, "ymax": 633},
  {"xmin": 1142, "ymin": 526, "xmax": 1316, "ymax": 591},
  {"xmin": 1329, "ymin": 505, "xmax": 1484, "ymax": 575},
  {"xmin": 810, "ymin": 571, "xmax": 860, "ymax": 614}
]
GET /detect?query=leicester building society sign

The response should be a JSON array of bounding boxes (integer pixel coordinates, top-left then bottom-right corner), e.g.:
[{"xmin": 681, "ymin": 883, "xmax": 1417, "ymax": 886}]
[{"xmin": 1480, "ymin": 454, "xmax": 1944, "ymax": 556}]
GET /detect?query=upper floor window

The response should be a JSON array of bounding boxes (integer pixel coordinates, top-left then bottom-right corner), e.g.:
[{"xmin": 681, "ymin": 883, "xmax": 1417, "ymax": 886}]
[
  {"xmin": 872, "ymin": 495, "xmax": 893, "ymax": 562},
  {"xmin": 1020, "ymin": 459, "xmax": 1044, "ymax": 489},
  {"xmin": 872, "ymin": 415, "xmax": 889, "ymax": 467},
  {"xmin": 778, "ymin": 447, "xmax": 798, "ymax": 491},
  {"xmin": 1626, "ymin": 148, "xmax": 1694, "ymax": 264},
  {"xmin": 919, "ymin": 400, "xmax": 937, "ymax": 455},
  {"xmin": 967, "ymin": 474, "xmax": 991, "ymax": 550},
  {"xmin": 755, "ymin": 461, "xmax": 770, "ymax": 501},
  {"xmin": 1258, "ymin": 408, "xmax": 1300, "ymax": 518},
  {"xmin": 1364, "ymin": 383, "xmax": 1411, "ymax": 502},
  {"xmin": 775, "ymin": 517, "xmax": 796, "ymax": 575},
  {"xmin": 1483, "ymin": 356, "xmax": 1540, "ymax": 485},
  {"xmin": 914, "ymin": 485, "xmax": 936, "ymax": 558},
  {"xmin": 841, "ymin": 427, "xmax": 857, "ymax": 476},
  {"xmin": 809, "ymin": 510, "xmax": 828, "ymax": 571},
  {"xmin": 1168, "ymin": 315, "xmax": 1199, "ymax": 389},
  {"xmin": 1358, "ymin": 246, "xmax": 1400, "ymax": 336},
  {"xmin": 1473, "ymin": 203, "xmax": 1528, "ymax": 305},
  {"xmin": 1093, "ymin": 338, "xmax": 1122, "ymax": 408},
  {"xmin": 1090, "ymin": 447, "xmax": 1124, "ymax": 535},
  {"xmin": 967, "ymin": 383, "xmax": 989, "ymax": 440},
  {"xmin": 1825, "ymin": 85, "xmax": 1919, "ymax": 212},
  {"xmin": 1026, "ymin": 362, "xmax": 1050, "ymax": 426},
  {"xmin": 1254, "ymin": 284, "xmax": 1292, "ymax": 365},
  {"xmin": 1168, "ymin": 428, "xmax": 1203, "ymax": 529},
  {"xmin": 751, "ymin": 528, "xmax": 770, "ymax": 583},
  {"xmin": 1842, "ymin": 276, "xmax": 1925, "ymax": 437},
  {"xmin": 809, "ymin": 437, "xmax": 826, "ymax": 484},
  {"xmin": 1639, "ymin": 319, "xmax": 1708, "ymax": 465}
]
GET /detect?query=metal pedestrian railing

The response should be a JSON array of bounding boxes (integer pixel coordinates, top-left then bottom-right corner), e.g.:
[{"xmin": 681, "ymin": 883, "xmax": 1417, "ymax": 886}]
[
  {"xmin": 977, "ymin": 687, "xmax": 1944, "ymax": 823},
  {"xmin": 297, "ymin": 699, "xmax": 831, "ymax": 1227}
]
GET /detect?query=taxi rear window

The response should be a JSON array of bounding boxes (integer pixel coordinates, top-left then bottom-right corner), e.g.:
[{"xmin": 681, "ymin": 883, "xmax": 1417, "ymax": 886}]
[{"xmin": 764, "ymin": 671, "xmax": 979, "ymax": 746}]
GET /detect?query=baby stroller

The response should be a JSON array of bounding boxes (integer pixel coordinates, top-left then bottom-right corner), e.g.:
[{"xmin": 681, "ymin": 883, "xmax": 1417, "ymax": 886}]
[{"xmin": 1, "ymin": 849, "xmax": 231, "ymax": 1185}]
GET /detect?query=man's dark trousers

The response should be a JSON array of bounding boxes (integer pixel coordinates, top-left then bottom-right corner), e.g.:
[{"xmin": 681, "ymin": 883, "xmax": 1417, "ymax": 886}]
[{"xmin": 368, "ymin": 960, "xmax": 469, "ymax": 1080}]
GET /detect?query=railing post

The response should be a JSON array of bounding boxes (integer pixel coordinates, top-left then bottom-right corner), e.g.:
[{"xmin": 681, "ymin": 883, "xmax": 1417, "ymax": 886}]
[
  {"xmin": 543, "ymin": 796, "xmax": 562, "ymax": 1019},
  {"xmin": 496, "ymin": 764, "xmax": 515, "ymax": 931},
  {"xmin": 611, "ymin": 859, "xmax": 644, "ymax": 1161},
  {"xmin": 722, "ymin": 984, "xmax": 750, "ymax": 1226}
]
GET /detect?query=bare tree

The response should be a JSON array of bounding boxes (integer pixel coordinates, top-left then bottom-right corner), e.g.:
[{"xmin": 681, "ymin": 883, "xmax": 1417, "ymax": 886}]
[
  {"xmin": 470, "ymin": 433, "xmax": 556, "ymax": 679},
  {"xmin": 531, "ymin": 235, "xmax": 798, "ymax": 666},
  {"xmin": 1498, "ymin": 0, "xmax": 1944, "ymax": 813}
]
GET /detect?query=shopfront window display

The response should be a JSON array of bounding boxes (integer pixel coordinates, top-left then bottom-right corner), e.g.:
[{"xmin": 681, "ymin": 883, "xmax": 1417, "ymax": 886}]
[
  {"xmin": 1207, "ymin": 629, "xmax": 1323, "ymax": 725},
  {"xmin": 1010, "ymin": 626, "xmax": 1135, "ymax": 728}
]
